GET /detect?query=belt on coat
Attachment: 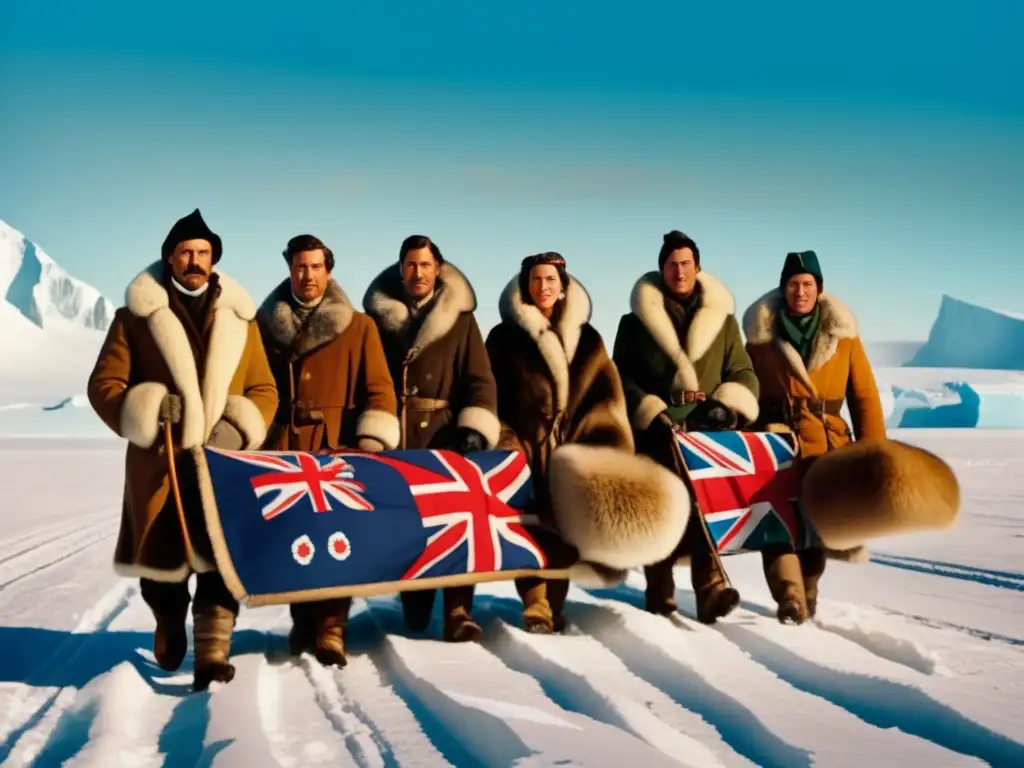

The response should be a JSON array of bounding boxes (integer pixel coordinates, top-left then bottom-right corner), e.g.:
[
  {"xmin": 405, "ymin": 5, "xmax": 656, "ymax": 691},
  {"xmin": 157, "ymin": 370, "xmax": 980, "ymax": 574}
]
[
  {"xmin": 763, "ymin": 397, "xmax": 844, "ymax": 422},
  {"xmin": 669, "ymin": 390, "xmax": 706, "ymax": 407},
  {"xmin": 402, "ymin": 396, "xmax": 450, "ymax": 412}
]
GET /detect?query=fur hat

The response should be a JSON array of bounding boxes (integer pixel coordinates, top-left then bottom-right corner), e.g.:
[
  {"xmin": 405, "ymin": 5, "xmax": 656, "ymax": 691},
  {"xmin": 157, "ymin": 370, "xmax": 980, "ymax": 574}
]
[{"xmin": 161, "ymin": 209, "xmax": 222, "ymax": 264}]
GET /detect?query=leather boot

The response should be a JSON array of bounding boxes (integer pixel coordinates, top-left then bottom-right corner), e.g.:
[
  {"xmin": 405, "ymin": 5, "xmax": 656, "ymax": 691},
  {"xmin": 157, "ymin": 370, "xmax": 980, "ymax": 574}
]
[
  {"xmin": 644, "ymin": 554, "xmax": 678, "ymax": 616},
  {"xmin": 400, "ymin": 589, "xmax": 436, "ymax": 632},
  {"xmin": 516, "ymin": 578, "xmax": 555, "ymax": 634},
  {"xmin": 442, "ymin": 586, "xmax": 482, "ymax": 642},
  {"xmin": 691, "ymin": 548, "xmax": 739, "ymax": 624},
  {"xmin": 288, "ymin": 602, "xmax": 316, "ymax": 656},
  {"xmin": 313, "ymin": 598, "xmax": 350, "ymax": 668},
  {"xmin": 153, "ymin": 609, "xmax": 188, "ymax": 671},
  {"xmin": 192, "ymin": 604, "xmax": 236, "ymax": 691},
  {"xmin": 763, "ymin": 546, "xmax": 809, "ymax": 625}
]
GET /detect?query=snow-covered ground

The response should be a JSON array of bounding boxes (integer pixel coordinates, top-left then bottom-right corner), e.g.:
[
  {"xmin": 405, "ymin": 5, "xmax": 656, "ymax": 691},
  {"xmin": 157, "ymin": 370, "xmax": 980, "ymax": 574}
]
[{"xmin": 0, "ymin": 430, "xmax": 1021, "ymax": 767}]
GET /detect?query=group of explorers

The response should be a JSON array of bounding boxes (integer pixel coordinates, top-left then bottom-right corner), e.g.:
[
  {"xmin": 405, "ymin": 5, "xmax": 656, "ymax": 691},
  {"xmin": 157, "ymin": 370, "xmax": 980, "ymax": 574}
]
[{"xmin": 87, "ymin": 208, "xmax": 887, "ymax": 691}]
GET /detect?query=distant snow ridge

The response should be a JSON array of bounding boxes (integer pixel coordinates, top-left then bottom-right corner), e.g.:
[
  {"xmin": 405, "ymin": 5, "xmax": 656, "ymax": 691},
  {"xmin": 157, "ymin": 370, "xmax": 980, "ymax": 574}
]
[
  {"xmin": 907, "ymin": 295, "xmax": 1024, "ymax": 370},
  {"xmin": 0, "ymin": 220, "xmax": 114, "ymax": 331}
]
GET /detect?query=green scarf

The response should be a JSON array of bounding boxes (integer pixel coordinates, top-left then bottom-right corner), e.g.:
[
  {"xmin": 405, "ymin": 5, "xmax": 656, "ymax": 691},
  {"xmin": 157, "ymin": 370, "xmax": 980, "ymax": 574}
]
[{"xmin": 778, "ymin": 304, "xmax": 821, "ymax": 363}]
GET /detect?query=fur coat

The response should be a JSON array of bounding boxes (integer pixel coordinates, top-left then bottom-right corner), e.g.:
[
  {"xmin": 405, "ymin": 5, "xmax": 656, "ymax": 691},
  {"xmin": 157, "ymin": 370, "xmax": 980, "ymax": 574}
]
[
  {"xmin": 363, "ymin": 262, "xmax": 499, "ymax": 451},
  {"xmin": 87, "ymin": 263, "xmax": 278, "ymax": 582},
  {"xmin": 613, "ymin": 270, "xmax": 760, "ymax": 433},
  {"xmin": 484, "ymin": 272, "xmax": 690, "ymax": 571},
  {"xmin": 257, "ymin": 278, "xmax": 399, "ymax": 451},
  {"xmin": 742, "ymin": 288, "xmax": 886, "ymax": 457}
]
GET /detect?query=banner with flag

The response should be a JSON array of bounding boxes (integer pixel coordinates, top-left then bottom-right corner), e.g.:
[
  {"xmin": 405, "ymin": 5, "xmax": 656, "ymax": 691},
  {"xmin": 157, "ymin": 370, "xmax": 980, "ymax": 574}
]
[
  {"xmin": 673, "ymin": 429, "xmax": 822, "ymax": 554},
  {"xmin": 194, "ymin": 446, "xmax": 578, "ymax": 606}
]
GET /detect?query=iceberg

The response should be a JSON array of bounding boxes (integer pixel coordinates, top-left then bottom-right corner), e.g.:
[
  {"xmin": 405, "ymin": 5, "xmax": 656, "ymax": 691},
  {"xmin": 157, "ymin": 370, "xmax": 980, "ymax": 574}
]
[{"xmin": 907, "ymin": 295, "xmax": 1024, "ymax": 370}]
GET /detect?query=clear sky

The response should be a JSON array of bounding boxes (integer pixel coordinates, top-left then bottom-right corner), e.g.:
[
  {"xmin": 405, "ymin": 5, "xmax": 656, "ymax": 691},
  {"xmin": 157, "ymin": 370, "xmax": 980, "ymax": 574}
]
[{"xmin": 2, "ymin": 0, "xmax": 1021, "ymax": 342}]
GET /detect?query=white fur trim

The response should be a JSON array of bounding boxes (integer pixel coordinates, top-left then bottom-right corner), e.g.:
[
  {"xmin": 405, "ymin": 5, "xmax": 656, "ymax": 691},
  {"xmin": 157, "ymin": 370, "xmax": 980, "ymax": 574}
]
[
  {"xmin": 567, "ymin": 562, "xmax": 629, "ymax": 588},
  {"xmin": 355, "ymin": 408, "xmax": 401, "ymax": 450},
  {"xmin": 222, "ymin": 395, "xmax": 269, "ymax": 449},
  {"xmin": 120, "ymin": 382, "xmax": 169, "ymax": 448},
  {"xmin": 629, "ymin": 270, "xmax": 736, "ymax": 395},
  {"xmin": 497, "ymin": 272, "xmax": 593, "ymax": 414},
  {"xmin": 363, "ymin": 261, "xmax": 476, "ymax": 363},
  {"xmin": 711, "ymin": 381, "xmax": 759, "ymax": 423},
  {"xmin": 547, "ymin": 444, "xmax": 690, "ymax": 569},
  {"xmin": 764, "ymin": 422, "xmax": 794, "ymax": 434},
  {"xmin": 457, "ymin": 405, "xmax": 501, "ymax": 449},
  {"xmin": 632, "ymin": 394, "xmax": 669, "ymax": 431},
  {"xmin": 124, "ymin": 262, "xmax": 259, "ymax": 449}
]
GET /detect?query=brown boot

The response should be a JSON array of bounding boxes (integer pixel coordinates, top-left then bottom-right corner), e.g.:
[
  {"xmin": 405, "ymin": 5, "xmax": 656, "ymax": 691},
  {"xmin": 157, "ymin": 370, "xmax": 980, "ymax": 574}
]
[
  {"xmin": 192, "ymin": 605, "xmax": 236, "ymax": 691},
  {"xmin": 313, "ymin": 598, "xmax": 351, "ymax": 668},
  {"xmin": 691, "ymin": 550, "xmax": 739, "ymax": 625},
  {"xmin": 763, "ymin": 546, "xmax": 809, "ymax": 624},
  {"xmin": 153, "ymin": 609, "xmax": 188, "ymax": 671},
  {"xmin": 442, "ymin": 586, "xmax": 482, "ymax": 643},
  {"xmin": 516, "ymin": 578, "xmax": 555, "ymax": 634}
]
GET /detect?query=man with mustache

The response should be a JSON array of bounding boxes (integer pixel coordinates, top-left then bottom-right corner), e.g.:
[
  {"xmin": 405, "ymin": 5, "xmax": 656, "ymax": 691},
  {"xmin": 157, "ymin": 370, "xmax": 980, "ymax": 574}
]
[
  {"xmin": 87, "ymin": 209, "xmax": 278, "ymax": 690},
  {"xmin": 256, "ymin": 234, "xmax": 399, "ymax": 666},
  {"xmin": 363, "ymin": 234, "xmax": 500, "ymax": 642}
]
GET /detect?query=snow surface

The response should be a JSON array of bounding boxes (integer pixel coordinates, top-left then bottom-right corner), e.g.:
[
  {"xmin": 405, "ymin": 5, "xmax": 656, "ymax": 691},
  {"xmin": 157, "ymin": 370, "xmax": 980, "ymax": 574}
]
[{"xmin": 0, "ymin": 431, "xmax": 1021, "ymax": 767}]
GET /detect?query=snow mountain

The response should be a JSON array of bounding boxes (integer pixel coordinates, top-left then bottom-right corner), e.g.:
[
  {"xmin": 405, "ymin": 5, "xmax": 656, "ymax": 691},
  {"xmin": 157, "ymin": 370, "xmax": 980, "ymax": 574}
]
[{"xmin": 0, "ymin": 220, "xmax": 114, "ymax": 332}]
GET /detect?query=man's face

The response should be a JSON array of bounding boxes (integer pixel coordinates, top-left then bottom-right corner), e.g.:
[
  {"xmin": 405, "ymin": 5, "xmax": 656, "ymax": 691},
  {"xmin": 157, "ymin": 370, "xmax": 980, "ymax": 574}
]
[
  {"xmin": 289, "ymin": 248, "xmax": 330, "ymax": 303},
  {"xmin": 168, "ymin": 239, "xmax": 214, "ymax": 290},
  {"xmin": 784, "ymin": 274, "xmax": 819, "ymax": 316},
  {"xmin": 661, "ymin": 247, "xmax": 699, "ymax": 296},
  {"xmin": 401, "ymin": 247, "xmax": 440, "ymax": 300}
]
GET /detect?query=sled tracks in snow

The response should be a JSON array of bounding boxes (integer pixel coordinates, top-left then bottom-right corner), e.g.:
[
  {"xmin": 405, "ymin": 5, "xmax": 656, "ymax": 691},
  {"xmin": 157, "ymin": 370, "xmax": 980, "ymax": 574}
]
[{"xmin": 870, "ymin": 553, "xmax": 1024, "ymax": 592}]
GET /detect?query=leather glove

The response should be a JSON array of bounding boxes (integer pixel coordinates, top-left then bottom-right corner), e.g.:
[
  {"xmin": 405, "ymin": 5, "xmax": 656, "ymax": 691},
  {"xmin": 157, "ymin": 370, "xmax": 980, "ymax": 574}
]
[
  {"xmin": 357, "ymin": 437, "xmax": 385, "ymax": 452},
  {"xmin": 159, "ymin": 393, "xmax": 182, "ymax": 425},
  {"xmin": 689, "ymin": 398, "xmax": 738, "ymax": 431},
  {"xmin": 207, "ymin": 419, "xmax": 245, "ymax": 450},
  {"xmin": 453, "ymin": 427, "xmax": 486, "ymax": 455},
  {"xmin": 644, "ymin": 411, "xmax": 677, "ymax": 446}
]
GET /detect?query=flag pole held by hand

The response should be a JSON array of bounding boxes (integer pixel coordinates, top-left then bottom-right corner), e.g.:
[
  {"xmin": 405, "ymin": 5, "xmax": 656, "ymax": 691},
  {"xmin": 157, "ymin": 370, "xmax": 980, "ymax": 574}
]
[{"xmin": 164, "ymin": 419, "xmax": 196, "ymax": 563}]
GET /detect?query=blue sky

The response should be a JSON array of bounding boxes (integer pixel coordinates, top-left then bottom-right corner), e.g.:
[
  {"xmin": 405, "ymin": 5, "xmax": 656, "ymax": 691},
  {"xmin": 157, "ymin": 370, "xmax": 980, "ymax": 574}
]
[{"xmin": 1, "ymin": 1, "xmax": 1021, "ymax": 342}]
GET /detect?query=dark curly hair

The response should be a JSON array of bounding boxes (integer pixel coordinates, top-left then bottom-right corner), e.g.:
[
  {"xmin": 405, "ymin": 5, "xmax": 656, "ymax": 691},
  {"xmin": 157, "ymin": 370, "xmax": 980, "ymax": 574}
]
[
  {"xmin": 518, "ymin": 252, "xmax": 569, "ymax": 305},
  {"xmin": 399, "ymin": 234, "xmax": 445, "ymax": 265},
  {"xmin": 658, "ymin": 230, "xmax": 700, "ymax": 270},
  {"xmin": 282, "ymin": 234, "xmax": 335, "ymax": 271}
]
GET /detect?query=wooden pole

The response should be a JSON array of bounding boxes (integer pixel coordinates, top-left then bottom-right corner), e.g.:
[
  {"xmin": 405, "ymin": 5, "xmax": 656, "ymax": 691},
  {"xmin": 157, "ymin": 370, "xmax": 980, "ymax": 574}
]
[{"xmin": 164, "ymin": 420, "xmax": 196, "ymax": 563}]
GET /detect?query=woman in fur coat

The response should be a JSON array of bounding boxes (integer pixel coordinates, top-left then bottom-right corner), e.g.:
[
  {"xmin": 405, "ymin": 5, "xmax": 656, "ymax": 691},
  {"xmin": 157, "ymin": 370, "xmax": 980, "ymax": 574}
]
[
  {"xmin": 743, "ymin": 250, "xmax": 888, "ymax": 623},
  {"xmin": 485, "ymin": 253, "xmax": 690, "ymax": 633}
]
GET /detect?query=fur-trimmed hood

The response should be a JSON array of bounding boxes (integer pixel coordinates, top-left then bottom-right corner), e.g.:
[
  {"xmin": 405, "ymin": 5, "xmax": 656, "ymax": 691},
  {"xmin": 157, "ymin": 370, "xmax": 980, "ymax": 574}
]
[
  {"xmin": 628, "ymin": 270, "xmax": 735, "ymax": 393},
  {"xmin": 742, "ymin": 288, "xmax": 858, "ymax": 394},
  {"xmin": 362, "ymin": 261, "xmax": 476, "ymax": 362},
  {"xmin": 497, "ymin": 271, "xmax": 592, "ymax": 414},
  {"xmin": 257, "ymin": 278, "xmax": 356, "ymax": 356}
]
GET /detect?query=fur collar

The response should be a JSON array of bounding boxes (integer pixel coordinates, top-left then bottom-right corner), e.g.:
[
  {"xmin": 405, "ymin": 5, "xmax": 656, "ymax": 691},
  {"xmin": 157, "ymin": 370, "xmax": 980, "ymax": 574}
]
[
  {"xmin": 629, "ymin": 270, "xmax": 735, "ymax": 393},
  {"xmin": 742, "ymin": 289, "xmax": 858, "ymax": 395},
  {"xmin": 498, "ymin": 272, "xmax": 593, "ymax": 414},
  {"xmin": 124, "ymin": 261, "xmax": 257, "ymax": 449},
  {"xmin": 257, "ymin": 278, "xmax": 355, "ymax": 356},
  {"xmin": 362, "ymin": 261, "xmax": 476, "ymax": 362}
]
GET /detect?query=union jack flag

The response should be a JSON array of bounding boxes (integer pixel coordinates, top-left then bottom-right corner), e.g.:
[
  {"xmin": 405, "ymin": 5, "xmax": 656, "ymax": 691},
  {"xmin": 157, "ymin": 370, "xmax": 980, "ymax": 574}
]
[
  {"xmin": 224, "ymin": 451, "xmax": 375, "ymax": 519},
  {"xmin": 198, "ymin": 447, "xmax": 552, "ymax": 604},
  {"xmin": 674, "ymin": 429, "xmax": 814, "ymax": 552}
]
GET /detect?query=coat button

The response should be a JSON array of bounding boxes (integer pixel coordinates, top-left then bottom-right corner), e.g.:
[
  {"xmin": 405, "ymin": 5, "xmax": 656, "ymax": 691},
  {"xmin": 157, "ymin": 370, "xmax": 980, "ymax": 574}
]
[
  {"xmin": 425, "ymin": 373, "xmax": 432, "ymax": 380},
  {"xmin": 419, "ymin": 420, "xmax": 428, "ymax": 428},
  {"xmin": 302, "ymin": 371, "xmax": 312, "ymax": 381},
  {"xmin": 408, "ymin": 385, "xmax": 419, "ymax": 396}
]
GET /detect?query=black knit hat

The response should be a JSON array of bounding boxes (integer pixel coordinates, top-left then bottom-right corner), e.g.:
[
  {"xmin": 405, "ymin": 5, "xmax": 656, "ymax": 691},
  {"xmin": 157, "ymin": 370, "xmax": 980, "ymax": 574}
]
[
  {"xmin": 658, "ymin": 230, "xmax": 699, "ymax": 270},
  {"xmin": 161, "ymin": 209, "xmax": 222, "ymax": 264}
]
